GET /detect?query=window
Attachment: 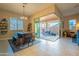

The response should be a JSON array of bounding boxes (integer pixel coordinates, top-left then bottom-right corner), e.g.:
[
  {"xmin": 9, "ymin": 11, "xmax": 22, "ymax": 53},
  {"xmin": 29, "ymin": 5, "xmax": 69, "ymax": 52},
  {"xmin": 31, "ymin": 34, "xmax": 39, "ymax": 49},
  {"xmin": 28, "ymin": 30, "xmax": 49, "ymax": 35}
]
[
  {"xmin": 10, "ymin": 18, "xmax": 17, "ymax": 30},
  {"xmin": 9, "ymin": 17, "xmax": 24, "ymax": 30},
  {"xmin": 69, "ymin": 20, "xmax": 76, "ymax": 30},
  {"xmin": 17, "ymin": 19, "xmax": 23, "ymax": 30}
]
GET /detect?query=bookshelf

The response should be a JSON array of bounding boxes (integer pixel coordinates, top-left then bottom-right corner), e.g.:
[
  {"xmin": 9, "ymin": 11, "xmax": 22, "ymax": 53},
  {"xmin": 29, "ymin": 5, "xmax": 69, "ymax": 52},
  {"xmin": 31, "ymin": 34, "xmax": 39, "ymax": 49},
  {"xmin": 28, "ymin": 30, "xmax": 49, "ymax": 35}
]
[
  {"xmin": 27, "ymin": 23, "xmax": 32, "ymax": 32},
  {"xmin": 0, "ymin": 18, "xmax": 8, "ymax": 35}
]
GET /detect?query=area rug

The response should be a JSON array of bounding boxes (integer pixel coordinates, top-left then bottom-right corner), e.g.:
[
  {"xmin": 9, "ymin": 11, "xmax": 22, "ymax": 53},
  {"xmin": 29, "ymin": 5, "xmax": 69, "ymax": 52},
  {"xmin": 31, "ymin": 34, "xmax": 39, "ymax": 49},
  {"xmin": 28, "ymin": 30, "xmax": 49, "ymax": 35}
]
[{"xmin": 8, "ymin": 39, "xmax": 41, "ymax": 53}]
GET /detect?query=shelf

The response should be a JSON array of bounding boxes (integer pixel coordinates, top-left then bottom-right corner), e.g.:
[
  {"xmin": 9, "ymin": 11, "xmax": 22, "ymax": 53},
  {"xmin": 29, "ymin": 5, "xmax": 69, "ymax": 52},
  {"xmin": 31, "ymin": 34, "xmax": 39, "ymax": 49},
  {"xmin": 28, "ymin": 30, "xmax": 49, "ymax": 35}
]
[{"xmin": 0, "ymin": 18, "xmax": 8, "ymax": 35}]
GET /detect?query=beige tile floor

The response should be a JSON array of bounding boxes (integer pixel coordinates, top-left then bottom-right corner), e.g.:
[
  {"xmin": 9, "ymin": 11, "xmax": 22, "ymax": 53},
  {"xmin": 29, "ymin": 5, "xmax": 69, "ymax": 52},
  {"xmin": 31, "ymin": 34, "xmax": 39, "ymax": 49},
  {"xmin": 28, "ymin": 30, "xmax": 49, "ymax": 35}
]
[
  {"xmin": 0, "ymin": 40, "xmax": 14, "ymax": 56},
  {"xmin": 14, "ymin": 38, "xmax": 79, "ymax": 56},
  {"xmin": 0, "ymin": 40, "xmax": 8, "ymax": 56},
  {"xmin": 1, "ymin": 38, "xmax": 79, "ymax": 56}
]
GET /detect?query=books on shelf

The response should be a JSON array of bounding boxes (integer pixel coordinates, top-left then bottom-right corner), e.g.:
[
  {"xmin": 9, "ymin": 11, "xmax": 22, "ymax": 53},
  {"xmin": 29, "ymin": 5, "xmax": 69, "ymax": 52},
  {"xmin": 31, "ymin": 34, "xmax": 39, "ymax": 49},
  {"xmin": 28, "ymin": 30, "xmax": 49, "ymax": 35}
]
[{"xmin": 0, "ymin": 18, "xmax": 8, "ymax": 35}]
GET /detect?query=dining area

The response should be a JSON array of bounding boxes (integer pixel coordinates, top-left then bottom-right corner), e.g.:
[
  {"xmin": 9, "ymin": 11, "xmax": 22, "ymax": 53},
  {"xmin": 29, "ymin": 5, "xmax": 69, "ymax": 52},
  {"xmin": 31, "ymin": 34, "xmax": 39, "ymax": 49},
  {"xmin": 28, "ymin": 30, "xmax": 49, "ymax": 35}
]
[{"xmin": 8, "ymin": 32, "xmax": 34, "ymax": 52}]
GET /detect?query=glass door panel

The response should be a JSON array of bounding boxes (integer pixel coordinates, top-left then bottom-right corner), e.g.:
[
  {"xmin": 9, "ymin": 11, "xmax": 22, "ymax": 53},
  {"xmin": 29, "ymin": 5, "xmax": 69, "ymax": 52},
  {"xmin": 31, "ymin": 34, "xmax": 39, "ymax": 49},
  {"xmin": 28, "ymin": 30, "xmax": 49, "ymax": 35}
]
[
  {"xmin": 40, "ymin": 22, "xmax": 47, "ymax": 38},
  {"xmin": 35, "ymin": 19, "xmax": 40, "ymax": 38}
]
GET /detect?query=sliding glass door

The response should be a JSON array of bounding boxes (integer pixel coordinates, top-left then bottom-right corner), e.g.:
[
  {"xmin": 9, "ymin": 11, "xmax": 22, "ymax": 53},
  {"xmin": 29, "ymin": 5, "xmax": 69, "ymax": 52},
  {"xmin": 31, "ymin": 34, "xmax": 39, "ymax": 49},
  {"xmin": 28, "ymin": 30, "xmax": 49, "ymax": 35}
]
[
  {"xmin": 40, "ymin": 20, "xmax": 60, "ymax": 41},
  {"xmin": 40, "ymin": 22, "xmax": 47, "ymax": 38}
]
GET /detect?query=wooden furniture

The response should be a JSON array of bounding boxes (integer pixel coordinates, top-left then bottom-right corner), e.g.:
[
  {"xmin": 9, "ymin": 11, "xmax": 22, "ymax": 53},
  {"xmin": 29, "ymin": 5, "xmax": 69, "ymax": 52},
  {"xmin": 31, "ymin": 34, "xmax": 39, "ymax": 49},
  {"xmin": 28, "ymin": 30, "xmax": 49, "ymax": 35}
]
[
  {"xmin": 62, "ymin": 30, "xmax": 75, "ymax": 38},
  {"xmin": 27, "ymin": 23, "xmax": 32, "ymax": 32},
  {"xmin": 0, "ymin": 18, "xmax": 8, "ymax": 35},
  {"xmin": 69, "ymin": 32, "xmax": 75, "ymax": 37},
  {"xmin": 12, "ymin": 32, "xmax": 34, "ymax": 48}
]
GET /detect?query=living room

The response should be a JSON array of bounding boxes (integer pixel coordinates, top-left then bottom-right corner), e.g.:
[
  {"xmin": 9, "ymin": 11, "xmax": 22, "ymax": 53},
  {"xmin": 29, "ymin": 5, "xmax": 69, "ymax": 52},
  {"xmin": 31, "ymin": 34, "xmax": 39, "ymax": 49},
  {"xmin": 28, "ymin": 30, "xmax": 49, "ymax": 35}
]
[{"xmin": 0, "ymin": 3, "xmax": 79, "ymax": 56}]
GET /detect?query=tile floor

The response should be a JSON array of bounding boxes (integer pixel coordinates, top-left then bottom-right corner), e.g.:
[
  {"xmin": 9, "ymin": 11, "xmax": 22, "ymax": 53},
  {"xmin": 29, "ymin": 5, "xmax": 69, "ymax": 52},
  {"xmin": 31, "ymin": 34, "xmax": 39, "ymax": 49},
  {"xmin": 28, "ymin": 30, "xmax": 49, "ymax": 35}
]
[
  {"xmin": 1, "ymin": 38, "xmax": 79, "ymax": 56},
  {"xmin": 0, "ymin": 40, "xmax": 8, "ymax": 56},
  {"xmin": 14, "ymin": 38, "xmax": 79, "ymax": 56}
]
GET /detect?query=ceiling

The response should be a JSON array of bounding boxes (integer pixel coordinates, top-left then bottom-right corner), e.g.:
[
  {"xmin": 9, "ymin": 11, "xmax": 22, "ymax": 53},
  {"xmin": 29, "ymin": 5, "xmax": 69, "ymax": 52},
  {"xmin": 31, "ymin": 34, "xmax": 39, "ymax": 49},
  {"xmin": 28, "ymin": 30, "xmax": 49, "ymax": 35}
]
[
  {"xmin": 56, "ymin": 3, "xmax": 79, "ymax": 16},
  {"xmin": 0, "ymin": 3, "xmax": 53, "ymax": 16},
  {"xmin": 0, "ymin": 3, "xmax": 79, "ymax": 17},
  {"xmin": 40, "ymin": 14, "xmax": 59, "ymax": 22}
]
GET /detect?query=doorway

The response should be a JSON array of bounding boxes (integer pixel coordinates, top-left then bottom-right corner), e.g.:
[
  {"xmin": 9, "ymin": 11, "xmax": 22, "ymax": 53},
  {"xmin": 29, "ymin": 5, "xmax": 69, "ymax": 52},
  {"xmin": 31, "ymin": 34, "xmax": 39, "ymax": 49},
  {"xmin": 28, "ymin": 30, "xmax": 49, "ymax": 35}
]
[
  {"xmin": 40, "ymin": 20, "xmax": 60, "ymax": 41},
  {"xmin": 35, "ymin": 18, "xmax": 40, "ymax": 38},
  {"xmin": 34, "ymin": 14, "xmax": 61, "ymax": 42}
]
